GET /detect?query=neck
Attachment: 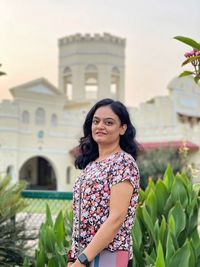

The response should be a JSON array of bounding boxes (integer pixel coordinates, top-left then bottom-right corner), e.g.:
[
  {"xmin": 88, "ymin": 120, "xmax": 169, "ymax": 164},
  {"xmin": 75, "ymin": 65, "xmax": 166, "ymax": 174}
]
[{"xmin": 98, "ymin": 144, "xmax": 121, "ymax": 159}]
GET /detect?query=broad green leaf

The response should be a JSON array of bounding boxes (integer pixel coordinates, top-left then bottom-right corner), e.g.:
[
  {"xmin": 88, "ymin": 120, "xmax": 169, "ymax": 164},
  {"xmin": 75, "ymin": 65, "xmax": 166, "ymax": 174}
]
[
  {"xmin": 188, "ymin": 240, "xmax": 196, "ymax": 267},
  {"xmin": 145, "ymin": 251, "xmax": 156, "ymax": 266},
  {"xmin": 139, "ymin": 188, "xmax": 146, "ymax": 203},
  {"xmin": 142, "ymin": 204, "xmax": 157, "ymax": 244},
  {"xmin": 132, "ymin": 216, "xmax": 142, "ymax": 249},
  {"xmin": 182, "ymin": 56, "xmax": 200, "ymax": 66},
  {"xmin": 36, "ymin": 247, "xmax": 46, "ymax": 267},
  {"xmin": 145, "ymin": 189, "xmax": 157, "ymax": 223},
  {"xmin": 164, "ymin": 194, "xmax": 174, "ymax": 215},
  {"xmin": 168, "ymin": 214, "xmax": 175, "ymax": 236},
  {"xmin": 166, "ymin": 231, "xmax": 175, "ymax": 261},
  {"xmin": 154, "ymin": 219, "xmax": 160, "ymax": 246},
  {"xmin": 168, "ymin": 240, "xmax": 191, "ymax": 267},
  {"xmin": 136, "ymin": 205, "xmax": 144, "ymax": 222},
  {"xmin": 54, "ymin": 211, "xmax": 65, "ymax": 246},
  {"xmin": 46, "ymin": 226, "xmax": 56, "ymax": 252},
  {"xmin": 159, "ymin": 216, "xmax": 167, "ymax": 245},
  {"xmin": 48, "ymin": 258, "xmax": 56, "ymax": 267},
  {"xmin": 155, "ymin": 241, "xmax": 165, "ymax": 267},
  {"xmin": 155, "ymin": 180, "xmax": 169, "ymax": 216},
  {"xmin": 22, "ymin": 257, "xmax": 30, "ymax": 267},
  {"xmin": 163, "ymin": 165, "xmax": 174, "ymax": 191},
  {"xmin": 171, "ymin": 177, "xmax": 188, "ymax": 207},
  {"xmin": 187, "ymin": 203, "xmax": 199, "ymax": 234},
  {"xmin": 45, "ymin": 204, "xmax": 53, "ymax": 226},
  {"xmin": 179, "ymin": 71, "xmax": 194, "ymax": 77},
  {"xmin": 168, "ymin": 201, "xmax": 186, "ymax": 237},
  {"xmin": 194, "ymin": 76, "xmax": 200, "ymax": 84},
  {"xmin": 144, "ymin": 178, "xmax": 155, "ymax": 199},
  {"xmin": 174, "ymin": 36, "xmax": 200, "ymax": 50},
  {"xmin": 190, "ymin": 228, "xmax": 200, "ymax": 252}
]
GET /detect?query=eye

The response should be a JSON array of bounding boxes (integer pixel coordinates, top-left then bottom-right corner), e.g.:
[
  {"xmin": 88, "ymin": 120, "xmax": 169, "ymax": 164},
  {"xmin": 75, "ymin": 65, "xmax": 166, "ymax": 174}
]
[
  {"xmin": 92, "ymin": 119, "xmax": 99, "ymax": 125},
  {"xmin": 105, "ymin": 120, "xmax": 113, "ymax": 126}
]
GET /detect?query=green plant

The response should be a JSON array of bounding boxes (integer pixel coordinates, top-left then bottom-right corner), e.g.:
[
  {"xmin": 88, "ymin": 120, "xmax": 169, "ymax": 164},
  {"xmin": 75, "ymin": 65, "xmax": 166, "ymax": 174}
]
[
  {"xmin": 0, "ymin": 175, "xmax": 36, "ymax": 266},
  {"xmin": 132, "ymin": 165, "xmax": 200, "ymax": 267},
  {"xmin": 22, "ymin": 257, "xmax": 31, "ymax": 267},
  {"xmin": 137, "ymin": 148, "xmax": 185, "ymax": 189},
  {"xmin": 174, "ymin": 36, "xmax": 200, "ymax": 84},
  {"xmin": 35, "ymin": 204, "xmax": 73, "ymax": 267}
]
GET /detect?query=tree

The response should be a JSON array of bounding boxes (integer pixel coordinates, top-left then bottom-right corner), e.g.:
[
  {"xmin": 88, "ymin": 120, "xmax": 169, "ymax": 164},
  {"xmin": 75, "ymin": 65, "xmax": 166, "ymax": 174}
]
[
  {"xmin": 137, "ymin": 148, "xmax": 185, "ymax": 189},
  {"xmin": 174, "ymin": 36, "xmax": 200, "ymax": 84}
]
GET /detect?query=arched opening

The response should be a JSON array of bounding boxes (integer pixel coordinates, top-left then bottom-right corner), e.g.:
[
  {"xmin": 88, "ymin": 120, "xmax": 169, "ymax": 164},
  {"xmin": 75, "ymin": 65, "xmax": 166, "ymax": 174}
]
[
  {"xmin": 22, "ymin": 111, "xmax": 30, "ymax": 124},
  {"xmin": 63, "ymin": 67, "xmax": 73, "ymax": 100},
  {"xmin": 85, "ymin": 65, "xmax": 98, "ymax": 100},
  {"xmin": 66, "ymin": 166, "xmax": 71, "ymax": 184},
  {"xmin": 111, "ymin": 67, "xmax": 120, "ymax": 99},
  {"xmin": 51, "ymin": 113, "xmax": 58, "ymax": 127},
  {"xmin": 19, "ymin": 156, "xmax": 57, "ymax": 190},
  {"xmin": 35, "ymin": 108, "xmax": 45, "ymax": 125}
]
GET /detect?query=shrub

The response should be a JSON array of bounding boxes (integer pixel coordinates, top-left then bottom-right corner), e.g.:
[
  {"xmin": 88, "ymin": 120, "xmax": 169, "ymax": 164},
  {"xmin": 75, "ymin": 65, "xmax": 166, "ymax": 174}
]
[
  {"xmin": 137, "ymin": 148, "xmax": 185, "ymax": 189},
  {"xmin": 132, "ymin": 165, "xmax": 200, "ymax": 267},
  {"xmin": 35, "ymin": 204, "xmax": 73, "ymax": 267},
  {"xmin": 0, "ymin": 175, "xmax": 36, "ymax": 266}
]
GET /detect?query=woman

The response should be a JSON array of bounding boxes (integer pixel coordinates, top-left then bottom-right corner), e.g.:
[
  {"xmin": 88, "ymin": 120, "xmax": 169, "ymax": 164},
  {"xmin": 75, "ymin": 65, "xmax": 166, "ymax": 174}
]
[{"xmin": 67, "ymin": 98, "xmax": 140, "ymax": 267}]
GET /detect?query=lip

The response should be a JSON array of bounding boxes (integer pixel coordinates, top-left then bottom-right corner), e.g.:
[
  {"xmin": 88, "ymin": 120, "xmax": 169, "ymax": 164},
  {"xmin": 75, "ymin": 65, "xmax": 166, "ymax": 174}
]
[{"xmin": 95, "ymin": 132, "xmax": 106, "ymax": 135}]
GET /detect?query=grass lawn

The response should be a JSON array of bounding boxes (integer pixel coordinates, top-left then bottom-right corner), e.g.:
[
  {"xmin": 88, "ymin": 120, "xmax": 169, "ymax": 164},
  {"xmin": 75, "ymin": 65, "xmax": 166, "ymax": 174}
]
[{"xmin": 22, "ymin": 198, "xmax": 72, "ymax": 215}]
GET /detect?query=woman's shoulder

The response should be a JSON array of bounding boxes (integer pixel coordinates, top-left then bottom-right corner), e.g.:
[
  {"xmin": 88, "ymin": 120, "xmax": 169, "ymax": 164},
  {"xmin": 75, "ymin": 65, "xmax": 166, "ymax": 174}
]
[
  {"xmin": 114, "ymin": 150, "xmax": 135, "ymax": 161},
  {"xmin": 112, "ymin": 150, "xmax": 138, "ymax": 168}
]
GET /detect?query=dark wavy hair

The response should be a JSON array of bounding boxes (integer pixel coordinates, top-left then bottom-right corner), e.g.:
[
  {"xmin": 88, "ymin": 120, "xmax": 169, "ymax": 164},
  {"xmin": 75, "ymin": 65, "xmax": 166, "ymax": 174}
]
[{"xmin": 75, "ymin": 98, "xmax": 139, "ymax": 169}]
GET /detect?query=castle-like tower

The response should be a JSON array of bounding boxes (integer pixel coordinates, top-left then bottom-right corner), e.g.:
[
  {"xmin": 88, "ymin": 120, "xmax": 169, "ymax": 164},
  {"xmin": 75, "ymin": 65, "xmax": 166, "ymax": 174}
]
[{"xmin": 58, "ymin": 33, "xmax": 126, "ymax": 102}]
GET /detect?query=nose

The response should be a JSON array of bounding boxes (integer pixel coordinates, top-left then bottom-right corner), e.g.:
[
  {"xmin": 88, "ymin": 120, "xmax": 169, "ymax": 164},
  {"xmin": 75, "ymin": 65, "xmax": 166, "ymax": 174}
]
[{"xmin": 97, "ymin": 121, "xmax": 105, "ymax": 129}]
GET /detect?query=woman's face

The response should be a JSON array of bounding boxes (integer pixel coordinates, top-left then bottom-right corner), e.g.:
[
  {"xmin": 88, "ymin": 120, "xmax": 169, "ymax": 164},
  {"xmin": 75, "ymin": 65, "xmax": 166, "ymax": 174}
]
[{"xmin": 91, "ymin": 105, "xmax": 127, "ymax": 146}]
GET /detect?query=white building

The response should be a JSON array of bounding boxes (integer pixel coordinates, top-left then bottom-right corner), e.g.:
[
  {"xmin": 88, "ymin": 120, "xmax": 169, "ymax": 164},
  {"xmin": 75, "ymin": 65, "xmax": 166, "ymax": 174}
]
[
  {"xmin": 0, "ymin": 33, "xmax": 200, "ymax": 190},
  {"xmin": 131, "ymin": 76, "xmax": 200, "ymax": 182},
  {"xmin": 0, "ymin": 33, "xmax": 126, "ymax": 191}
]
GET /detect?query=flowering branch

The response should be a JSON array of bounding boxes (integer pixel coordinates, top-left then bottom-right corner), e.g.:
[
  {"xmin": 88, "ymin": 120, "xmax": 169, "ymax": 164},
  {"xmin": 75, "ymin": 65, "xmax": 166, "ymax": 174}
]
[{"xmin": 174, "ymin": 36, "xmax": 200, "ymax": 84}]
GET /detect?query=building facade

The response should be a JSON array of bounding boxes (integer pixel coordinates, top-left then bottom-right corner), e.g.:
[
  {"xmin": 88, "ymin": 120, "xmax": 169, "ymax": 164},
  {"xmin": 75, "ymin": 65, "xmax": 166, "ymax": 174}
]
[
  {"xmin": 0, "ymin": 33, "xmax": 126, "ymax": 191},
  {"xmin": 131, "ymin": 76, "xmax": 200, "ymax": 182},
  {"xmin": 1, "ymin": 33, "xmax": 200, "ymax": 191}
]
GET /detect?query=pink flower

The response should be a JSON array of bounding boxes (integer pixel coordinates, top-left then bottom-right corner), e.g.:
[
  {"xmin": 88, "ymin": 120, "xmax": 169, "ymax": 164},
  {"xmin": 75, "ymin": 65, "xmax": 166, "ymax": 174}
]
[{"xmin": 184, "ymin": 49, "xmax": 199, "ymax": 58}]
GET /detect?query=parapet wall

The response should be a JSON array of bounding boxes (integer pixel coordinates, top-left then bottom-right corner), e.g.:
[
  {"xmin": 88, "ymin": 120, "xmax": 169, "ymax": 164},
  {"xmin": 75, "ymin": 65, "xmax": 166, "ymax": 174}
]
[
  {"xmin": 0, "ymin": 100, "xmax": 18, "ymax": 114},
  {"xmin": 58, "ymin": 33, "xmax": 126, "ymax": 46}
]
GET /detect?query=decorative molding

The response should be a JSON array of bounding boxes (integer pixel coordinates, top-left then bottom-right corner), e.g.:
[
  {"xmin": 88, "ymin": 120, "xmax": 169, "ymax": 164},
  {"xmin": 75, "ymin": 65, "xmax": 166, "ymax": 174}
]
[
  {"xmin": 59, "ymin": 52, "xmax": 124, "ymax": 59},
  {"xmin": 59, "ymin": 62, "xmax": 125, "ymax": 68},
  {"xmin": 59, "ymin": 33, "xmax": 126, "ymax": 46},
  {"xmin": 0, "ymin": 114, "xmax": 19, "ymax": 119},
  {"xmin": 0, "ymin": 146, "xmax": 68, "ymax": 155}
]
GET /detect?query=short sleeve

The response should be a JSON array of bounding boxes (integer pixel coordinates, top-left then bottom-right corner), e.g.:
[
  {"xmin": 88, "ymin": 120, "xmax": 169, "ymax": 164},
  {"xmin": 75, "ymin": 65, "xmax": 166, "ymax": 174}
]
[{"xmin": 109, "ymin": 153, "xmax": 140, "ymax": 192}]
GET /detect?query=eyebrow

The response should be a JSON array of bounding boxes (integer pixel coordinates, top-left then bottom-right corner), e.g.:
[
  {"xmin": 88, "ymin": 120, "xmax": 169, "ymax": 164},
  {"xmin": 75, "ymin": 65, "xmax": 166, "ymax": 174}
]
[{"xmin": 93, "ymin": 116, "xmax": 115, "ymax": 121}]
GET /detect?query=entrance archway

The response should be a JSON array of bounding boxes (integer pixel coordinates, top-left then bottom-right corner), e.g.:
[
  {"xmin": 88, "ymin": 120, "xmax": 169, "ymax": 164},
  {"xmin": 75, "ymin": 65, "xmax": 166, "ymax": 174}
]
[{"xmin": 19, "ymin": 156, "xmax": 57, "ymax": 190}]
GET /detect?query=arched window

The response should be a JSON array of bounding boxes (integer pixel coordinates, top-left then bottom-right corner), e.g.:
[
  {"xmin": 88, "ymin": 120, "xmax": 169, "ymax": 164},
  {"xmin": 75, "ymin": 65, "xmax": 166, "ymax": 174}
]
[
  {"xmin": 51, "ymin": 114, "xmax": 58, "ymax": 127},
  {"xmin": 111, "ymin": 67, "xmax": 120, "ymax": 99},
  {"xmin": 63, "ymin": 67, "xmax": 73, "ymax": 100},
  {"xmin": 22, "ymin": 111, "xmax": 30, "ymax": 124},
  {"xmin": 66, "ymin": 166, "xmax": 71, "ymax": 184},
  {"xmin": 35, "ymin": 108, "xmax": 45, "ymax": 125},
  {"xmin": 85, "ymin": 64, "xmax": 98, "ymax": 100}
]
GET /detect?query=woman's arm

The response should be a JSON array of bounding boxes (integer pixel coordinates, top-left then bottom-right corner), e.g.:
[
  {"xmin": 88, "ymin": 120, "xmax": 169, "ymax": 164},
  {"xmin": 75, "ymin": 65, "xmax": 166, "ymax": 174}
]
[{"xmin": 71, "ymin": 180, "xmax": 133, "ymax": 267}]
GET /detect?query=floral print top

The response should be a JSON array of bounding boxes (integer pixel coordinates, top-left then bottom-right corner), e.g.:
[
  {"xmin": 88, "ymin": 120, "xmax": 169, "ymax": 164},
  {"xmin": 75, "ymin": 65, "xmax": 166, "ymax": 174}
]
[{"xmin": 71, "ymin": 151, "xmax": 140, "ymax": 259}]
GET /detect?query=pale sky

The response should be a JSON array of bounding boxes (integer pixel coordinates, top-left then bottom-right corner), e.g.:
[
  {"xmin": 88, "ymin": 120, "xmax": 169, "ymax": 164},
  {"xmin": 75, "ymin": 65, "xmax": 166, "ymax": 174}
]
[{"xmin": 0, "ymin": 0, "xmax": 199, "ymax": 107}]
